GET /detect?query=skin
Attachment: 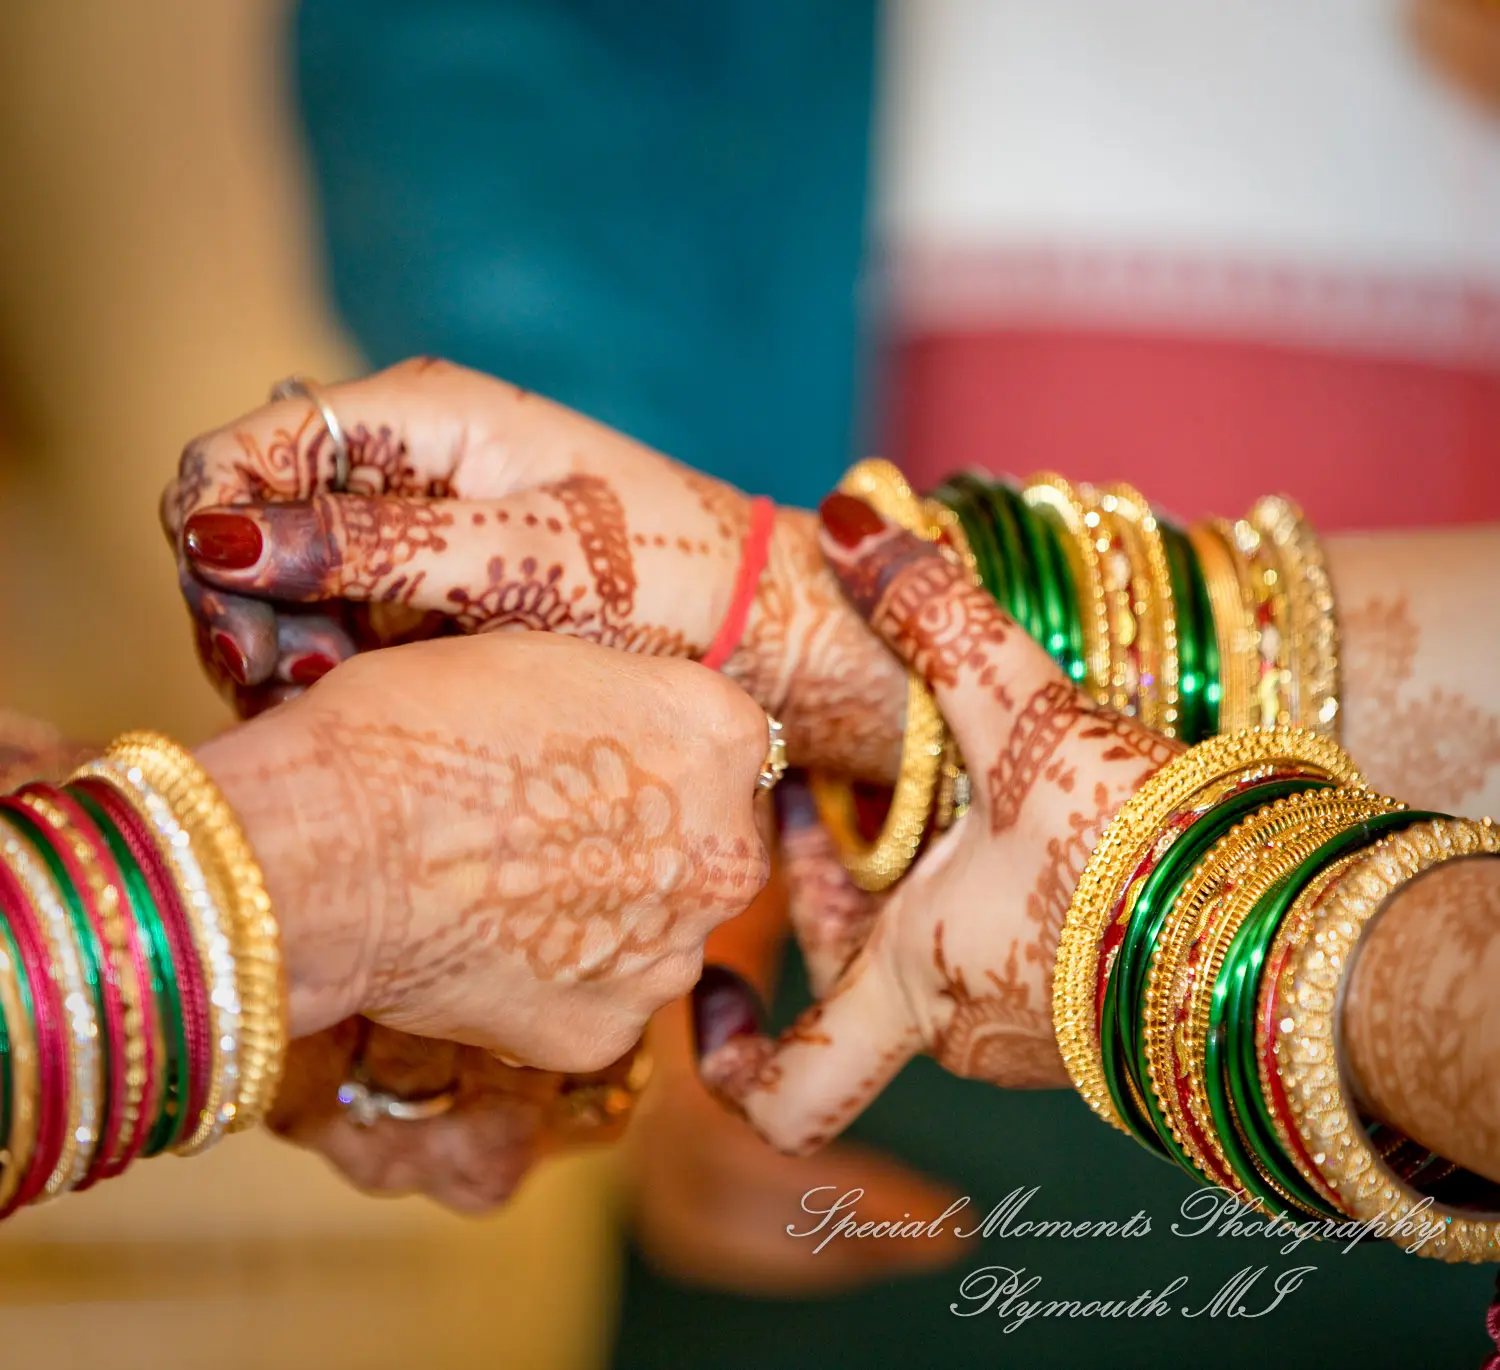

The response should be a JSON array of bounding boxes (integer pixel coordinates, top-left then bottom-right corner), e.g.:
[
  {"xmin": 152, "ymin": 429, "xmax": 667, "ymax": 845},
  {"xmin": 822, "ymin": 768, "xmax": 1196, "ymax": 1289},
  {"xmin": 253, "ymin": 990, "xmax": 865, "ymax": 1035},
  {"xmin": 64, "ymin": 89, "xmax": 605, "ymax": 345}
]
[
  {"xmin": 164, "ymin": 361, "xmax": 1500, "ymax": 1192},
  {"xmin": 0, "ymin": 631, "xmax": 771, "ymax": 1209}
]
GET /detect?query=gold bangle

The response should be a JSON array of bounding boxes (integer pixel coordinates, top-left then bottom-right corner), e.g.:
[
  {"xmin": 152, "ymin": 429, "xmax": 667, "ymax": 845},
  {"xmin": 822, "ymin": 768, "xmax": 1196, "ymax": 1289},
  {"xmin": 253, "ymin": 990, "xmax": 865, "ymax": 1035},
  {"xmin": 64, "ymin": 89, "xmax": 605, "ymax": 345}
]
[
  {"xmin": 78, "ymin": 753, "xmax": 242, "ymax": 1154},
  {"xmin": 1148, "ymin": 789, "xmax": 1399, "ymax": 1197},
  {"xmin": 1277, "ymin": 817, "xmax": 1500, "ymax": 1261},
  {"xmin": 1188, "ymin": 521, "xmax": 1258, "ymax": 732},
  {"xmin": 98, "ymin": 734, "xmax": 286, "ymax": 1136},
  {"xmin": 1023, "ymin": 475, "xmax": 1111, "ymax": 703},
  {"xmin": 1053, "ymin": 726, "xmax": 1360, "ymax": 1134},
  {"xmin": 0, "ymin": 848, "xmax": 39, "ymax": 1212},
  {"xmin": 14, "ymin": 791, "xmax": 148, "ymax": 1179},
  {"xmin": 812, "ymin": 461, "xmax": 948, "ymax": 892},
  {"xmin": 1098, "ymin": 484, "xmax": 1180, "ymax": 735},
  {"xmin": 1249, "ymin": 495, "xmax": 1340, "ymax": 736},
  {"xmin": 1226, "ymin": 517, "xmax": 1296, "ymax": 730},
  {"xmin": 1256, "ymin": 847, "xmax": 1377, "ymax": 1212},
  {"xmin": 923, "ymin": 495, "xmax": 977, "ymax": 830}
]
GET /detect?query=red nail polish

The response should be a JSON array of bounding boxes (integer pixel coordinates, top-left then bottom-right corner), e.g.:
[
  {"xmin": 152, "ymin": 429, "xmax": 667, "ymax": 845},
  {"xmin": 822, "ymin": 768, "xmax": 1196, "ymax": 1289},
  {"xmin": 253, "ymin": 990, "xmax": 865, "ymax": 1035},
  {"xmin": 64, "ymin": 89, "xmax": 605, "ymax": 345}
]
[
  {"xmin": 691, "ymin": 965, "xmax": 765, "ymax": 1061},
  {"xmin": 184, "ymin": 512, "xmax": 263, "ymax": 570},
  {"xmin": 287, "ymin": 652, "xmax": 337, "ymax": 686},
  {"xmin": 818, "ymin": 492, "xmax": 888, "ymax": 549},
  {"xmin": 214, "ymin": 633, "xmax": 249, "ymax": 685}
]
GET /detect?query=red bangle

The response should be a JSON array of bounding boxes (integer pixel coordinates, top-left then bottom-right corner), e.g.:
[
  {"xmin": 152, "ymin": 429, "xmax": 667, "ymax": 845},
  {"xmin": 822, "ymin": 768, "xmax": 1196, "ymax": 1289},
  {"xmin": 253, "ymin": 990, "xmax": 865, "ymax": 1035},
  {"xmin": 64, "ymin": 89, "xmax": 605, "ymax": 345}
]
[{"xmin": 700, "ymin": 497, "xmax": 775, "ymax": 672}]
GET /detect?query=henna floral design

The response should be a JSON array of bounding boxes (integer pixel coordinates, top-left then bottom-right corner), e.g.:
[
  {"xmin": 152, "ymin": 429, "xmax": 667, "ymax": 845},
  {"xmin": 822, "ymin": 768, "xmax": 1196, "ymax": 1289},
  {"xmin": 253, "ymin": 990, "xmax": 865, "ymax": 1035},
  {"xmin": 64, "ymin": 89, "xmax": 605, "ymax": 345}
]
[
  {"xmin": 541, "ymin": 475, "xmax": 637, "ymax": 622},
  {"xmin": 988, "ymin": 682, "xmax": 1083, "ymax": 832},
  {"xmin": 1346, "ymin": 857, "xmax": 1500, "ymax": 1179},
  {"xmin": 681, "ymin": 468, "xmax": 750, "ymax": 544},
  {"xmin": 1023, "ymin": 782, "xmax": 1118, "ymax": 989},
  {"xmin": 870, "ymin": 554, "xmax": 1011, "ymax": 693},
  {"xmin": 930, "ymin": 924, "xmax": 1061, "ymax": 1088},
  {"xmin": 446, "ymin": 556, "xmax": 698, "ymax": 656},
  {"xmin": 1342, "ymin": 595, "xmax": 1500, "ymax": 809}
]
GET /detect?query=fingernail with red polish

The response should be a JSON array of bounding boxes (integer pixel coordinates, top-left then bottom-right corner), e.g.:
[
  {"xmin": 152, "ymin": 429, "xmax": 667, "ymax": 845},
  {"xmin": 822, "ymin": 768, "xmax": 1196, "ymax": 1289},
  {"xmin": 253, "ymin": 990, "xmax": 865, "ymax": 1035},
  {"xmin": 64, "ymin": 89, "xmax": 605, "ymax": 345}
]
[
  {"xmin": 691, "ymin": 966, "xmax": 765, "ymax": 1062},
  {"xmin": 818, "ymin": 492, "xmax": 888, "ymax": 550},
  {"xmin": 184, "ymin": 511, "xmax": 263, "ymax": 570},
  {"xmin": 214, "ymin": 632, "xmax": 249, "ymax": 685},
  {"xmin": 287, "ymin": 652, "xmax": 337, "ymax": 687}
]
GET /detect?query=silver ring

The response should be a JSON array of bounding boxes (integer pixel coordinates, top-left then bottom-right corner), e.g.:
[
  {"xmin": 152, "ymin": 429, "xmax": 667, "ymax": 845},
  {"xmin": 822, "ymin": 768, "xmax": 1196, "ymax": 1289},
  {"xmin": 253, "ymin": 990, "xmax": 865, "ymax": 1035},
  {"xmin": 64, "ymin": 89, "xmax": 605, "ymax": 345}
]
[
  {"xmin": 336, "ymin": 1070, "xmax": 457, "ymax": 1127},
  {"xmin": 270, "ymin": 374, "xmax": 350, "ymax": 492},
  {"xmin": 757, "ymin": 715, "xmax": 787, "ymax": 791}
]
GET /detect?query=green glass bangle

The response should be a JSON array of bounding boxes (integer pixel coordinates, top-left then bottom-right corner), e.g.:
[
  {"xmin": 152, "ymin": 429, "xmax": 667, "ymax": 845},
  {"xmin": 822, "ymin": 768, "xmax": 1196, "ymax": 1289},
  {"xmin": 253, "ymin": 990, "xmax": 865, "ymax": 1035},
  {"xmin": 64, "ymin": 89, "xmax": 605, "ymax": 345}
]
[
  {"xmin": 69, "ymin": 788, "xmax": 188, "ymax": 1158},
  {"xmin": 1160, "ymin": 522, "xmax": 1206, "ymax": 743},
  {"xmin": 1179, "ymin": 523, "xmax": 1221, "ymax": 735},
  {"xmin": 0, "ymin": 916, "xmax": 18, "ymax": 1162},
  {"xmin": 1024, "ymin": 494, "xmax": 1087, "ymax": 684},
  {"xmin": 2, "ymin": 807, "xmax": 108, "ymax": 1139},
  {"xmin": 932, "ymin": 478, "xmax": 1009, "ymax": 609},
  {"xmin": 1004, "ymin": 480, "xmax": 1075, "ymax": 672},
  {"xmin": 1214, "ymin": 808, "xmax": 1445, "ymax": 1220},
  {"xmin": 980, "ymin": 479, "xmax": 1043, "ymax": 642},
  {"xmin": 1107, "ymin": 776, "xmax": 1326, "ymax": 1161}
]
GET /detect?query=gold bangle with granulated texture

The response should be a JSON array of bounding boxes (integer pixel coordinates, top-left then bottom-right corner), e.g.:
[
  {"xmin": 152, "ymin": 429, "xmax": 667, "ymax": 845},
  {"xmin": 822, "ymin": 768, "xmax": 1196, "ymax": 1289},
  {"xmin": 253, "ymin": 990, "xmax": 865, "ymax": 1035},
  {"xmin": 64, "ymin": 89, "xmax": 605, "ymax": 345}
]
[
  {"xmin": 1250, "ymin": 495, "xmax": 1340, "ymax": 736},
  {"xmin": 1256, "ymin": 848, "xmax": 1370, "ymax": 1212},
  {"xmin": 1053, "ymin": 726, "xmax": 1360, "ymax": 1134},
  {"xmin": 1150, "ymin": 789, "xmax": 1399, "ymax": 1200},
  {"xmin": 813, "ymin": 461, "xmax": 947, "ymax": 892},
  {"xmin": 1101, "ymin": 484, "xmax": 1180, "ymax": 736},
  {"xmin": 101, "ymin": 734, "xmax": 286, "ymax": 1135},
  {"xmin": 1188, "ymin": 522, "xmax": 1259, "ymax": 732},
  {"xmin": 1228, "ymin": 517, "xmax": 1295, "ymax": 730},
  {"xmin": 1277, "ymin": 817, "xmax": 1500, "ymax": 1263},
  {"xmin": 1024, "ymin": 475, "xmax": 1111, "ymax": 704},
  {"xmin": 1084, "ymin": 489, "xmax": 1145, "ymax": 718}
]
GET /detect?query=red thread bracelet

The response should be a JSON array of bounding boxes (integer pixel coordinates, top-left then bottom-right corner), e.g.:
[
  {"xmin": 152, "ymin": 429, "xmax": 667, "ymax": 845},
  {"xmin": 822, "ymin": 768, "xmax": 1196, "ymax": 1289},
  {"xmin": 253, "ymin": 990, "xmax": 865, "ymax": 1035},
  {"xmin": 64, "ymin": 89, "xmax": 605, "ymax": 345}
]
[{"xmin": 700, "ymin": 497, "xmax": 775, "ymax": 672}]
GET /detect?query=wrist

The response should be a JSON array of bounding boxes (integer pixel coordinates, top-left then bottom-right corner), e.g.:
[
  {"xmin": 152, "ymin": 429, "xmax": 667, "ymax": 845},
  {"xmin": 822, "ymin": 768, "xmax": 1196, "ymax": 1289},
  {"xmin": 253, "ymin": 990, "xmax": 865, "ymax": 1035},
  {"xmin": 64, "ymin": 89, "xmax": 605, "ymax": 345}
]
[{"xmin": 196, "ymin": 723, "xmax": 373, "ymax": 1038}]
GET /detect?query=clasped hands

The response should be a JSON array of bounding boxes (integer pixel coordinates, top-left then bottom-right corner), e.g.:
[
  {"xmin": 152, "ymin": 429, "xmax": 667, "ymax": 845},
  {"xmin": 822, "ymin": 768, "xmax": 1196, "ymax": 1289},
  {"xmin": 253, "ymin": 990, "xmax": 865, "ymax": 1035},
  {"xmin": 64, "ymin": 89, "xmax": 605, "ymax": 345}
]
[{"xmin": 161, "ymin": 359, "xmax": 1181, "ymax": 1207}]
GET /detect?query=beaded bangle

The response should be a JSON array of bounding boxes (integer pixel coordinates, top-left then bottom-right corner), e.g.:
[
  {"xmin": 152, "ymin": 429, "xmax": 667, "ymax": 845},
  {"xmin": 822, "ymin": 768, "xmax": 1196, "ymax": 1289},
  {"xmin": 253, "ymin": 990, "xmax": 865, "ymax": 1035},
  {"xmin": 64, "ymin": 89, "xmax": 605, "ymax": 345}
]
[
  {"xmin": 78, "ymin": 758, "xmax": 240, "ymax": 1156},
  {"xmin": 73, "ymin": 778, "xmax": 196, "ymax": 1156},
  {"xmin": 1277, "ymin": 818, "xmax": 1500, "ymax": 1262},
  {"xmin": 0, "ymin": 876, "xmax": 38, "ymax": 1216},
  {"xmin": 1250, "ymin": 495, "xmax": 1341, "ymax": 735},
  {"xmin": 0, "ymin": 813, "xmax": 102, "ymax": 1198},
  {"xmin": 1, "ymin": 799, "xmax": 119, "ymax": 1191},
  {"xmin": 1101, "ymin": 773, "xmax": 1328, "ymax": 1156},
  {"xmin": 103, "ymin": 733, "xmax": 284, "ymax": 1132},
  {"xmin": 16, "ymin": 788, "xmax": 150, "ymax": 1187},
  {"xmin": 1147, "ymin": 789, "xmax": 1399, "ymax": 1196},
  {"xmin": 1055, "ymin": 727, "xmax": 1359, "ymax": 1134},
  {"xmin": 0, "ymin": 849, "xmax": 65, "ymax": 1215}
]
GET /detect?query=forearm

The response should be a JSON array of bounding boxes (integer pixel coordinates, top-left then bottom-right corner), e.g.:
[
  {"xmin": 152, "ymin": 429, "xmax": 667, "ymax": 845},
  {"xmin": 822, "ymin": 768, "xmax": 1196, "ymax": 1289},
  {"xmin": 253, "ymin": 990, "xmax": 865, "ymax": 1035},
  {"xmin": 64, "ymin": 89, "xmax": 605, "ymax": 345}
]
[
  {"xmin": 1343, "ymin": 854, "xmax": 1500, "ymax": 1185},
  {"xmin": 1327, "ymin": 524, "xmax": 1500, "ymax": 814}
]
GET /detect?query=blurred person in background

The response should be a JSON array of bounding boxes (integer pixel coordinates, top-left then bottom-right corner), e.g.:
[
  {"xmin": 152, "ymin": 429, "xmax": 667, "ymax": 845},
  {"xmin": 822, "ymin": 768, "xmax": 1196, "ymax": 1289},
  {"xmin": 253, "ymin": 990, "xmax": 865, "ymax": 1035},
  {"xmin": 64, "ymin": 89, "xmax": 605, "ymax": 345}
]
[{"xmin": 273, "ymin": 1, "xmax": 1499, "ymax": 1368}]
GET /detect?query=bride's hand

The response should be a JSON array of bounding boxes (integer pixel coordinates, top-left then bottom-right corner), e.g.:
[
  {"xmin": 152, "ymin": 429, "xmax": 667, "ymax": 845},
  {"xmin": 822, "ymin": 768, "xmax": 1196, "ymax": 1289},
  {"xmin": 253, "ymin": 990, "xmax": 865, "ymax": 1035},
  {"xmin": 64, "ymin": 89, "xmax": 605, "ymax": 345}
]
[
  {"xmin": 197, "ymin": 629, "xmax": 771, "ymax": 1072},
  {"xmin": 161, "ymin": 358, "xmax": 904, "ymax": 779},
  {"xmin": 689, "ymin": 494, "xmax": 1183, "ymax": 1152},
  {"xmin": 270, "ymin": 1021, "xmax": 644, "ymax": 1213}
]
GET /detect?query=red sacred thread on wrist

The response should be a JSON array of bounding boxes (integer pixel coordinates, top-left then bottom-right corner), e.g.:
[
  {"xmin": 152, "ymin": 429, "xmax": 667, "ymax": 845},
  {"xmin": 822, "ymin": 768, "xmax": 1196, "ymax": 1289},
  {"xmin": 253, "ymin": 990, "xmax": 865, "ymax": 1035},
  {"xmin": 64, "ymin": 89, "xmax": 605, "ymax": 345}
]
[{"xmin": 700, "ymin": 497, "xmax": 775, "ymax": 672}]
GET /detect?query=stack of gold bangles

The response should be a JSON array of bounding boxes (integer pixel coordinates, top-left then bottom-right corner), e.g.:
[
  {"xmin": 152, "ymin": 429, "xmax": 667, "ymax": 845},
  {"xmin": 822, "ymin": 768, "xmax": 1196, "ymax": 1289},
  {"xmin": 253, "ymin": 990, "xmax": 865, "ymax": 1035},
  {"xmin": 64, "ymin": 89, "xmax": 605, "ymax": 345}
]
[
  {"xmin": 1055, "ymin": 725, "xmax": 1500, "ymax": 1262},
  {"xmin": 813, "ymin": 460, "xmax": 1340, "ymax": 892},
  {"xmin": 0, "ymin": 733, "xmax": 285, "ymax": 1215}
]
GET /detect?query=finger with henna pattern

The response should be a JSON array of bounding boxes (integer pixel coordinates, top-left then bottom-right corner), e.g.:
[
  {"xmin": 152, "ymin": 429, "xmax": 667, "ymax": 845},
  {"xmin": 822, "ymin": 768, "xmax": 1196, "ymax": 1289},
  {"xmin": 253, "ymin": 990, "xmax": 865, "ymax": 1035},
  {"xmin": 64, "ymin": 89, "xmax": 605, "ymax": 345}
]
[
  {"xmin": 692, "ymin": 950, "xmax": 921, "ymax": 1155},
  {"xmin": 273, "ymin": 609, "xmax": 358, "ymax": 687},
  {"xmin": 817, "ymin": 493, "xmax": 1061, "ymax": 758},
  {"xmin": 178, "ymin": 564, "xmax": 279, "ymax": 687},
  {"xmin": 775, "ymin": 776, "xmax": 878, "ymax": 994}
]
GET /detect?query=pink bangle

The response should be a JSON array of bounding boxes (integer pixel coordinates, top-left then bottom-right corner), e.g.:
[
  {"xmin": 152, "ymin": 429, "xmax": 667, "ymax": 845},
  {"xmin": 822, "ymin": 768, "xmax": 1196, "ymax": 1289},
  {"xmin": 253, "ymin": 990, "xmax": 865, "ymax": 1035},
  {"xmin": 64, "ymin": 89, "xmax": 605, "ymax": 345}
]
[{"xmin": 700, "ymin": 497, "xmax": 775, "ymax": 672}]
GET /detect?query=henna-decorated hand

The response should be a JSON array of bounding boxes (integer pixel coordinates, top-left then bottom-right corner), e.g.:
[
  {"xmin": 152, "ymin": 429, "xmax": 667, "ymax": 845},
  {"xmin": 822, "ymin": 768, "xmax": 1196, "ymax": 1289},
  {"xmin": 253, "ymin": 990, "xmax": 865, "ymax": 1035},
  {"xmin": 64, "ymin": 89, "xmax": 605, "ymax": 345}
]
[
  {"xmin": 270, "ymin": 1020, "xmax": 642, "ymax": 1214},
  {"xmin": 690, "ymin": 495, "xmax": 1183, "ymax": 1152},
  {"xmin": 162, "ymin": 359, "xmax": 906, "ymax": 778},
  {"xmin": 196, "ymin": 629, "xmax": 771, "ymax": 1072}
]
